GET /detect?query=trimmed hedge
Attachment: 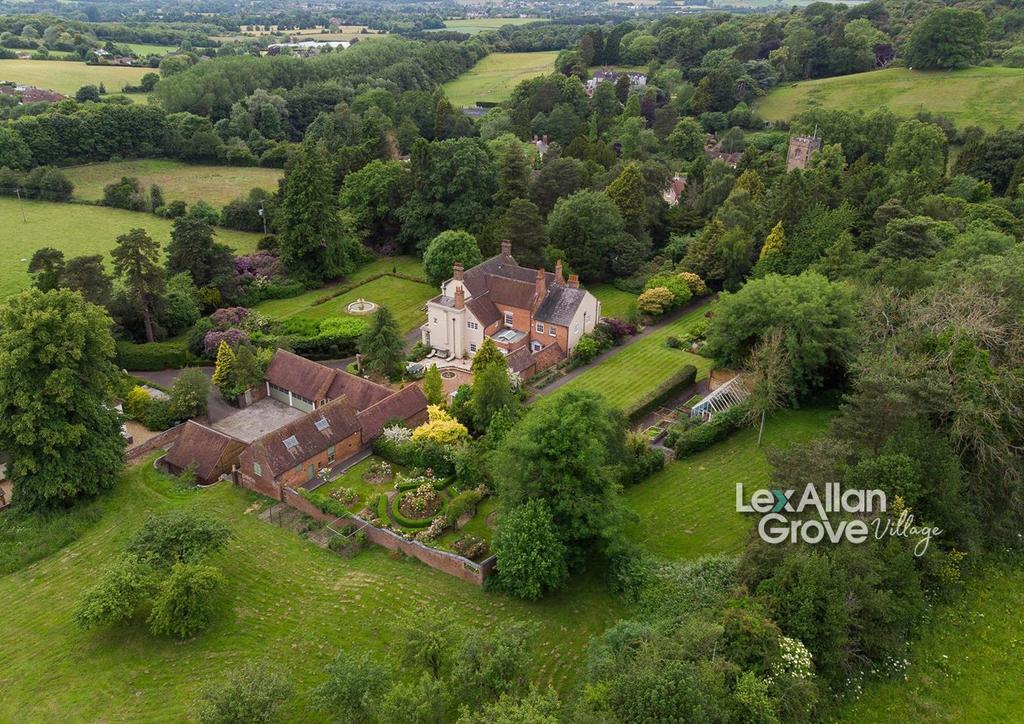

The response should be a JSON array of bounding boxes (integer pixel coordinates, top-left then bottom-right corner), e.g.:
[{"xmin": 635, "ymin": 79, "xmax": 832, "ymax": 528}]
[
  {"xmin": 376, "ymin": 493, "xmax": 389, "ymax": 521},
  {"xmin": 670, "ymin": 403, "xmax": 749, "ymax": 458},
  {"xmin": 303, "ymin": 489, "xmax": 351, "ymax": 519},
  {"xmin": 625, "ymin": 364, "xmax": 698, "ymax": 422},
  {"xmin": 390, "ymin": 491, "xmax": 443, "ymax": 529},
  {"xmin": 444, "ymin": 488, "xmax": 484, "ymax": 526},
  {"xmin": 116, "ymin": 340, "xmax": 203, "ymax": 371}
]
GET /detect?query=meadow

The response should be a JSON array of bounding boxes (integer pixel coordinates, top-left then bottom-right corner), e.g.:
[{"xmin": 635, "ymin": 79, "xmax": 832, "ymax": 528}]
[
  {"xmin": 755, "ymin": 66, "xmax": 1024, "ymax": 131},
  {"xmin": 0, "ymin": 198, "xmax": 261, "ymax": 298},
  {"xmin": 62, "ymin": 160, "xmax": 284, "ymax": 206},
  {"xmin": 442, "ymin": 51, "xmax": 558, "ymax": 107},
  {"xmin": 624, "ymin": 406, "xmax": 835, "ymax": 559},
  {"xmin": 254, "ymin": 256, "xmax": 433, "ymax": 333},
  {"xmin": 840, "ymin": 564, "xmax": 1024, "ymax": 722},
  {"xmin": 558, "ymin": 304, "xmax": 713, "ymax": 411},
  {"xmin": 433, "ymin": 18, "xmax": 538, "ymax": 35},
  {"xmin": 0, "ymin": 461, "xmax": 624, "ymax": 721},
  {"xmin": 0, "ymin": 58, "xmax": 151, "ymax": 96}
]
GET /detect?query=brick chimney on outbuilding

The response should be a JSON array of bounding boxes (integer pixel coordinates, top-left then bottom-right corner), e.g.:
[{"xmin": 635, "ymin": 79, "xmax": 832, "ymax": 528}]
[
  {"xmin": 534, "ymin": 267, "xmax": 546, "ymax": 309},
  {"xmin": 500, "ymin": 240, "xmax": 512, "ymax": 258},
  {"xmin": 453, "ymin": 262, "xmax": 464, "ymax": 282},
  {"xmin": 554, "ymin": 259, "xmax": 565, "ymax": 285},
  {"xmin": 567, "ymin": 274, "xmax": 580, "ymax": 289},
  {"xmin": 453, "ymin": 284, "xmax": 465, "ymax": 310}
]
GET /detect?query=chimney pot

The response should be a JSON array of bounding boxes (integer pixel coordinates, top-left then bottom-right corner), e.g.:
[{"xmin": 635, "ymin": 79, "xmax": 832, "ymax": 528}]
[
  {"xmin": 568, "ymin": 274, "xmax": 580, "ymax": 289},
  {"xmin": 454, "ymin": 284, "xmax": 465, "ymax": 310},
  {"xmin": 534, "ymin": 267, "xmax": 546, "ymax": 309},
  {"xmin": 554, "ymin": 259, "xmax": 565, "ymax": 285},
  {"xmin": 500, "ymin": 240, "xmax": 512, "ymax": 257},
  {"xmin": 453, "ymin": 262, "xmax": 464, "ymax": 281}
]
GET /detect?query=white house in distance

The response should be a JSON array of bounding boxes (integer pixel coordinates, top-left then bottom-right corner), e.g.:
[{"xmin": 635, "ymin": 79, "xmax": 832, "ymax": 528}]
[{"xmin": 421, "ymin": 242, "xmax": 601, "ymax": 377}]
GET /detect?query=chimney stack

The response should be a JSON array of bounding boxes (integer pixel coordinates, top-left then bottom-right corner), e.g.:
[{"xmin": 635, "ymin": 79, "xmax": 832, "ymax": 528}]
[
  {"xmin": 500, "ymin": 240, "xmax": 512, "ymax": 258},
  {"xmin": 534, "ymin": 267, "xmax": 546, "ymax": 307},
  {"xmin": 453, "ymin": 284, "xmax": 465, "ymax": 310},
  {"xmin": 554, "ymin": 259, "xmax": 565, "ymax": 285},
  {"xmin": 567, "ymin": 274, "xmax": 579, "ymax": 289},
  {"xmin": 453, "ymin": 262, "xmax": 464, "ymax": 282}
]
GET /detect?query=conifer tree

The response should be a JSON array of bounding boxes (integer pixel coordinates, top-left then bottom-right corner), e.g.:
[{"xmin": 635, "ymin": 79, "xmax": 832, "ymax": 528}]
[
  {"xmin": 359, "ymin": 307, "xmax": 404, "ymax": 380},
  {"xmin": 211, "ymin": 341, "xmax": 238, "ymax": 397},
  {"xmin": 422, "ymin": 365, "xmax": 446, "ymax": 406}
]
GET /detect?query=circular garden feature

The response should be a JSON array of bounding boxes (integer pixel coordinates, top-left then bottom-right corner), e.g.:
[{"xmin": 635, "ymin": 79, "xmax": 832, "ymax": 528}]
[{"xmin": 346, "ymin": 298, "xmax": 378, "ymax": 315}]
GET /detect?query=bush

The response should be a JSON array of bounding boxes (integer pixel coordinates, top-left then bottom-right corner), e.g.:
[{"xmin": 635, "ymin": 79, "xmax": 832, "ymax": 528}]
[
  {"xmin": 147, "ymin": 561, "xmax": 225, "ymax": 639},
  {"xmin": 116, "ymin": 340, "xmax": 200, "ymax": 370},
  {"xmin": 125, "ymin": 510, "xmax": 231, "ymax": 568},
  {"xmin": 624, "ymin": 364, "xmax": 698, "ymax": 421},
  {"xmin": 636, "ymin": 286, "xmax": 675, "ymax": 317},
  {"xmin": 444, "ymin": 487, "xmax": 485, "ymax": 526},
  {"xmin": 73, "ymin": 554, "xmax": 156, "ymax": 630},
  {"xmin": 102, "ymin": 176, "xmax": 147, "ymax": 211},
  {"xmin": 193, "ymin": 659, "xmax": 293, "ymax": 724},
  {"xmin": 569, "ymin": 333, "xmax": 604, "ymax": 368},
  {"xmin": 22, "ymin": 165, "xmax": 73, "ymax": 201},
  {"xmin": 666, "ymin": 336, "xmax": 682, "ymax": 349},
  {"xmin": 669, "ymin": 403, "xmax": 748, "ymax": 457},
  {"xmin": 492, "ymin": 499, "xmax": 568, "ymax": 600}
]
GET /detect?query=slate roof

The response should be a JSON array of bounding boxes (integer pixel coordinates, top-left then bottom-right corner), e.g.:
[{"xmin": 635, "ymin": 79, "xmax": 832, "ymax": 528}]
[
  {"xmin": 466, "ymin": 294, "xmax": 501, "ymax": 326},
  {"xmin": 357, "ymin": 384, "xmax": 429, "ymax": 439},
  {"xmin": 534, "ymin": 286, "xmax": 587, "ymax": 326},
  {"xmin": 163, "ymin": 421, "xmax": 245, "ymax": 482},
  {"xmin": 248, "ymin": 396, "xmax": 362, "ymax": 476}
]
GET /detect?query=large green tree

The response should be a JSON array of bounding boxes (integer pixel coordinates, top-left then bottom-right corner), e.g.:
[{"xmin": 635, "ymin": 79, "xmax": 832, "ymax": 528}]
[
  {"xmin": 905, "ymin": 9, "xmax": 986, "ymax": 70},
  {"xmin": 278, "ymin": 142, "xmax": 363, "ymax": 282},
  {"xmin": 496, "ymin": 199, "xmax": 548, "ymax": 269},
  {"xmin": 0, "ymin": 289, "xmax": 126, "ymax": 510},
  {"xmin": 165, "ymin": 216, "xmax": 235, "ymax": 292},
  {"xmin": 338, "ymin": 159, "xmax": 408, "ymax": 246},
  {"xmin": 358, "ymin": 306, "xmax": 404, "ymax": 380},
  {"xmin": 547, "ymin": 190, "xmax": 631, "ymax": 280},
  {"xmin": 111, "ymin": 228, "xmax": 165, "ymax": 343},
  {"xmin": 423, "ymin": 230, "xmax": 483, "ymax": 288}
]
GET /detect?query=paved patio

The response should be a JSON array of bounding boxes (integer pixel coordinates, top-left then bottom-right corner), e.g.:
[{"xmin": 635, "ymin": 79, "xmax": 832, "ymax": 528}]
[{"xmin": 211, "ymin": 397, "xmax": 306, "ymax": 443}]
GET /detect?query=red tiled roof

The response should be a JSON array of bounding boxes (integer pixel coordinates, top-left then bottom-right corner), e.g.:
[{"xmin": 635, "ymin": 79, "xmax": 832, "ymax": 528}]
[
  {"xmin": 163, "ymin": 421, "xmax": 245, "ymax": 482},
  {"xmin": 265, "ymin": 349, "xmax": 336, "ymax": 403},
  {"xmin": 249, "ymin": 396, "xmax": 362, "ymax": 476},
  {"xmin": 326, "ymin": 371, "xmax": 392, "ymax": 411},
  {"xmin": 357, "ymin": 384, "xmax": 428, "ymax": 440},
  {"xmin": 532, "ymin": 342, "xmax": 565, "ymax": 372}
]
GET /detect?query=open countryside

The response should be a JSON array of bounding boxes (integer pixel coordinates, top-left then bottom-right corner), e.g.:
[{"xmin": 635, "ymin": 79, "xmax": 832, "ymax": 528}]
[
  {"xmin": 442, "ymin": 51, "xmax": 558, "ymax": 107},
  {"xmin": 0, "ymin": 59, "xmax": 152, "ymax": 96},
  {"xmin": 0, "ymin": 198, "xmax": 260, "ymax": 297},
  {"xmin": 433, "ymin": 18, "xmax": 538, "ymax": 34},
  {"xmin": 755, "ymin": 67, "xmax": 1024, "ymax": 131},
  {"xmin": 63, "ymin": 160, "xmax": 284, "ymax": 206}
]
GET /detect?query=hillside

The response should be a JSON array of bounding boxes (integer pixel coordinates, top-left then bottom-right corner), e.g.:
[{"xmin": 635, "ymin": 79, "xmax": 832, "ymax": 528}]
[
  {"xmin": 442, "ymin": 51, "xmax": 558, "ymax": 107},
  {"xmin": 755, "ymin": 67, "xmax": 1024, "ymax": 131}
]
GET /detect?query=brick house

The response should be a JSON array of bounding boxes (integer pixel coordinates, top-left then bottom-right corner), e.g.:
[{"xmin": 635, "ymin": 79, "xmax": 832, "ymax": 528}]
[
  {"xmin": 420, "ymin": 242, "xmax": 601, "ymax": 373},
  {"xmin": 236, "ymin": 350, "xmax": 428, "ymax": 499},
  {"xmin": 159, "ymin": 421, "xmax": 247, "ymax": 485}
]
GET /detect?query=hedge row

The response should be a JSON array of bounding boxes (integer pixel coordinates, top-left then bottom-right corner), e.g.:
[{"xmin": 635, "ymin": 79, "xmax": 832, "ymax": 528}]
[
  {"xmin": 389, "ymin": 491, "xmax": 442, "ymax": 529},
  {"xmin": 624, "ymin": 364, "xmax": 698, "ymax": 422},
  {"xmin": 669, "ymin": 403, "xmax": 749, "ymax": 458},
  {"xmin": 303, "ymin": 489, "xmax": 351, "ymax": 520},
  {"xmin": 309, "ymin": 271, "xmax": 428, "ymax": 308},
  {"xmin": 116, "ymin": 340, "xmax": 204, "ymax": 371}
]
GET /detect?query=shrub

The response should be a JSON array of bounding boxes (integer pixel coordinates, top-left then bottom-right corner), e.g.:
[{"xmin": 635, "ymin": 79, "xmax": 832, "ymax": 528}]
[
  {"xmin": 636, "ymin": 286, "xmax": 675, "ymax": 316},
  {"xmin": 125, "ymin": 510, "xmax": 231, "ymax": 569},
  {"xmin": 569, "ymin": 333, "xmax": 604, "ymax": 368},
  {"xmin": 116, "ymin": 340, "xmax": 200, "ymax": 370},
  {"xmin": 102, "ymin": 176, "xmax": 147, "ymax": 211},
  {"xmin": 666, "ymin": 336, "xmax": 682, "ymax": 349},
  {"xmin": 73, "ymin": 555, "xmax": 156, "ymax": 630},
  {"xmin": 492, "ymin": 499, "xmax": 568, "ymax": 600},
  {"xmin": 444, "ymin": 487, "xmax": 485, "ymax": 526},
  {"xmin": 22, "ymin": 165, "xmax": 73, "ymax": 201},
  {"xmin": 193, "ymin": 659, "xmax": 292, "ymax": 724},
  {"xmin": 453, "ymin": 535, "xmax": 490, "ymax": 560},
  {"xmin": 311, "ymin": 650, "xmax": 391, "ymax": 724},
  {"xmin": 678, "ymin": 271, "xmax": 707, "ymax": 296},
  {"xmin": 624, "ymin": 364, "xmax": 698, "ymax": 421},
  {"xmin": 645, "ymin": 274, "xmax": 692, "ymax": 309},
  {"xmin": 669, "ymin": 403, "xmax": 748, "ymax": 457},
  {"xmin": 411, "ymin": 405, "xmax": 469, "ymax": 446},
  {"xmin": 147, "ymin": 562, "xmax": 225, "ymax": 639}
]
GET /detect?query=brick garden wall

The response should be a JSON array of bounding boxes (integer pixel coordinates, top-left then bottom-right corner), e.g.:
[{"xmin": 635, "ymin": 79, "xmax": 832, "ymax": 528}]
[
  {"xmin": 281, "ymin": 486, "xmax": 493, "ymax": 586},
  {"xmin": 125, "ymin": 424, "xmax": 185, "ymax": 466}
]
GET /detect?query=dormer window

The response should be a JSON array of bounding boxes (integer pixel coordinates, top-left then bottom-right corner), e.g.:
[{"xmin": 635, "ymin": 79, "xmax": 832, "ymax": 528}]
[{"xmin": 503, "ymin": 311, "xmax": 514, "ymax": 327}]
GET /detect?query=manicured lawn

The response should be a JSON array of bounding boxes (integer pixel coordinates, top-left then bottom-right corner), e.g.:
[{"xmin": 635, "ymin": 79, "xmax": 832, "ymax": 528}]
[
  {"xmin": 63, "ymin": 159, "xmax": 284, "ymax": 206},
  {"xmin": 0, "ymin": 58, "xmax": 151, "ymax": 95},
  {"xmin": 254, "ymin": 256, "xmax": 432, "ymax": 333},
  {"xmin": 840, "ymin": 564, "xmax": 1024, "ymax": 722},
  {"xmin": 312, "ymin": 455, "xmax": 398, "ymax": 515},
  {"xmin": 624, "ymin": 407, "xmax": 835, "ymax": 559},
  {"xmin": 122, "ymin": 43, "xmax": 178, "ymax": 55},
  {"xmin": 442, "ymin": 51, "xmax": 558, "ymax": 107},
  {"xmin": 0, "ymin": 198, "xmax": 261, "ymax": 298},
  {"xmin": 433, "ymin": 18, "xmax": 538, "ymax": 35},
  {"xmin": 591, "ymin": 283, "xmax": 637, "ymax": 320},
  {"xmin": 755, "ymin": 67, "xmax": 1024, "ymax": 132},
  {"xmin": 558, "ymin": 304, "xmax": 713, "ymax": 412},
  {"xmin": 0, "ymin": 461, "xmax": 625, "ymax": 721}
]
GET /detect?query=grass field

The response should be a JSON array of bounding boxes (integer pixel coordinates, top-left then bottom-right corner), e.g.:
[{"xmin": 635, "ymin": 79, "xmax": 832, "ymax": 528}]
[
  {"xmin": 433, "ymin": 18, "xmax": 538, "ymax": 35},
  {"xmin": 0, "ymin": 462, "xmax": 624, "ymax": 721},
  {"xmin": 624, "ymin": 407, "xmax": 835, "ymax": 559},
  {"xmin": 442, "ymin": 51, "xmax": 558, "ymax": 107},
  {"xmin": 122, "ymin": 43, "xmax": 178, "ymax": 56},
  {"xmin": 254, "ymin": 256, "xmax": 432, "ymax": 333},
  {"xmin": 755, "ymin": 67, "xmax": 1024, "ymax": 131},
  {"xmin": 591, "ymin": 283, "xmax": 637, "ymax": 320},
  {"xmin": 62, "ymin": 160, "xmax": 284, "ymax": 206},
  {"xmin": 840, "ymin": 564, "xmax": 1024, "ymax": 722},
  {"xmin": 0, "ymin": 198, "xmax": 261, "ymax": 298},
  {"xmin": 558, "ymin": 304, "xmax": 713, "ymax": 411},
  {"xmin": 0, "ymin": 58, "xmax": 151, "ymax": 95}
]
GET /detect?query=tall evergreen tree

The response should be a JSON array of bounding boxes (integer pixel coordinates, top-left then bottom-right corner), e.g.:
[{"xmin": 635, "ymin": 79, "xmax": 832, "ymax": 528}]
[
  {"xmin": 606, "ymin": 161, "xmax": 647, "ymax": 235},
  {"xmin": 359, "ymin": 306, "xmax": 404, "ymax": 380},
  {"xmin": 422, "ymin": 364, "xmax": 446, "ymax": 406},
  {"xmin": 111, "ymin": 228, "xmax": 165, "ymax": 343},
  {"xmin": 211, "ymin": 341, "xmax": 238, "ymax": 398},
  {"xmin": 166, "ymin": 216, "xmax": 235, "ymax": 291}
]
